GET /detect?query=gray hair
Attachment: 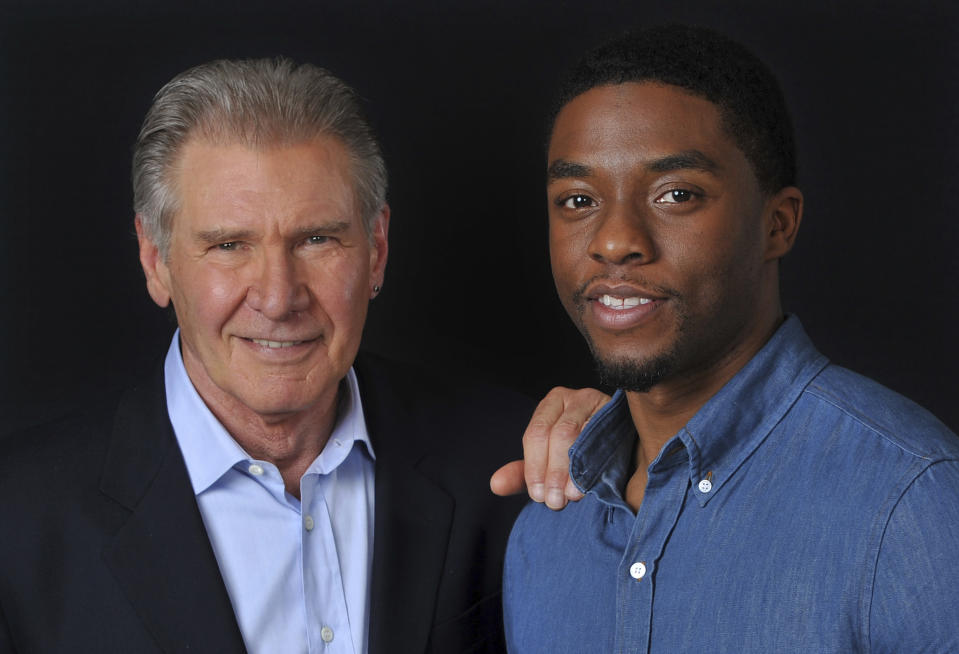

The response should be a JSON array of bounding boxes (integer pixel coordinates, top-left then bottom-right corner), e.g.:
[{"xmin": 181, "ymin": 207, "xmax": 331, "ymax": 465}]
[{"xmin": 132, "ymin": 57, "xmax": 388, "ymax": 259}]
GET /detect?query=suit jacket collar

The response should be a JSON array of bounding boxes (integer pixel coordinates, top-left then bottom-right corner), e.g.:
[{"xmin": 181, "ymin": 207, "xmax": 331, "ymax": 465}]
[
  {"xmin": 96, "ymin": 356, "xmax": 455, "ymax": 654},
  {"xmin": 355, "ymin": 354, "xmax": 456, "ymax": 654},
  {"xmin": 99, "ymin": 367, "xmax": 247, "ymax": 653}
]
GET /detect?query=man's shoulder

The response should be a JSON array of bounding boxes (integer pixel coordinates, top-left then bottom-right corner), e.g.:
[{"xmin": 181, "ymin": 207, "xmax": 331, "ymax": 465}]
[
  {"xmin": 0, "ymin": 372, "xmax": 168, "ymax": 498},
  {"xmin": 802, "ymin": 362, "xmax": 959, "ymax": 459},
  {"xmin": 0, "ymin": 393, "xmax": 121, "ymax": 478}
]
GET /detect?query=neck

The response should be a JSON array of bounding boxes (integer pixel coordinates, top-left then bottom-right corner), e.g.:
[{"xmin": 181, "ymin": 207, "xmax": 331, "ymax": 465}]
[
  {"xmin": 213, "ymin": 393, "xmax": 340, "ymax": 499},
  {"xmin": 187, "ymin": 373, "xmax": 342, "ymax": 499}
]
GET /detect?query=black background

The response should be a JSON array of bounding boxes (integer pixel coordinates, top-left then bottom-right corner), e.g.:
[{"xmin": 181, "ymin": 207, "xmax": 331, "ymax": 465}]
[{"xmin": 1, "ymin": 0, "xmax": 957, "ymax": 432}]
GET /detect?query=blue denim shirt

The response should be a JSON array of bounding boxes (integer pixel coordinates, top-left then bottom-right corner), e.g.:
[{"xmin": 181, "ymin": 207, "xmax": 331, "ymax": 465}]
[{"xmin": 505, "ymin": 317, "xmax": 959, "ymax": 653}]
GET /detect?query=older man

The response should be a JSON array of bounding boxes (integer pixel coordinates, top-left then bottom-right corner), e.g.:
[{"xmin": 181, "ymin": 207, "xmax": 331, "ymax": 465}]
[
  {"xmin": 504, "ymin": 26, "xmax": 959, "ymax": 652},
  {"xmin": 0, "ymin": 59, "xmax": 535, "ymax": 654}
]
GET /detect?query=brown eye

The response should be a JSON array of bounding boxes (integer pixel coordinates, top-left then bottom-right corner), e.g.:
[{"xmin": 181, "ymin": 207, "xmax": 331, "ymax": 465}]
[
  {"xmin": 656, "ymin": 189, "xmax": 694, "ymax": 204},
  {"xmin": 561, "ymin": 194, "xmax": 596, "ymax": 209}
]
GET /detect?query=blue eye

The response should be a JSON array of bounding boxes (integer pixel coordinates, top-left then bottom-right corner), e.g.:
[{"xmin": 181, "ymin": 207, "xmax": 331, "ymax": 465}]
[
  {"xmin": 217, "ymin": 242, "xmax": 238, "ymax": 251},
  {"xmin": 307, "ymin": 235, "xmax": 330, "ymax": 244}
]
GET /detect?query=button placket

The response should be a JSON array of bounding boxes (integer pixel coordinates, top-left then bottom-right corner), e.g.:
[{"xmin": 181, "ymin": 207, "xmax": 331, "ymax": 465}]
[
  {"xmin": 615, "ymin": 451, "xmax": 691, "ymax": 652},
  {"xmin": 301, "ymin": 481, "xmax": 352, "ymax": 651}
]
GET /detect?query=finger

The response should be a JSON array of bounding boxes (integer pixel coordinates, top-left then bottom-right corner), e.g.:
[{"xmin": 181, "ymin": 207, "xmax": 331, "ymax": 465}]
[
  {"xmin": 490, "ymin": 460, "xmax": 526, "ymax": 496},
  {"xmin": 544, "ymin": 388, "xmax": 609, "ymax": 509},
  {"xmin": 522, "ymin": 388, "xmax": 570, "ymax": 503},
  {"xmin": 543, "ymin": 413, "xmax": 584, "ymax": 509},
  {"xmin": 565, "ymin": 477, "xmax": 585, "ymax": 502}
]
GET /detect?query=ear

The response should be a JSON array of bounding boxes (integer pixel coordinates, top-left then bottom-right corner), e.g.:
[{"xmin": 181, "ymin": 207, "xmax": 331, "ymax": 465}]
[
  {"xmin": 763, "ymin": 186, "xmax": 803, "ymax": 261},
  {"xmin": 135, "ymin": 215, "xmax": 173, "ymax": 308},
  {"xmin": 368, "ymin": 204, "xmax": 390, "ymax": 293}
]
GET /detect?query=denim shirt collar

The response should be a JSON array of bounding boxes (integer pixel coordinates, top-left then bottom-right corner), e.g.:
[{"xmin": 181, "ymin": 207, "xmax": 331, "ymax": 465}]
[{"xmin": 570, "ymin": 316, "xmax": 830, "ymax": 508}]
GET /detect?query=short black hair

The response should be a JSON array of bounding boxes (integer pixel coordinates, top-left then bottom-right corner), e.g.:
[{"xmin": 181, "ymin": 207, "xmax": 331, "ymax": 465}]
[{"xmin": 550, "ymin": 25, "xmax": 797, "ymax": 193}]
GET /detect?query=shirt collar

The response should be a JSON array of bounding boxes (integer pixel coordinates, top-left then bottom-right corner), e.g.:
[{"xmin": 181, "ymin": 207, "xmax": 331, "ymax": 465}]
[
  {"xmin": 570, "ymin": 316, "xmax": 829, "ymax": 507},
  {"xmin": 163, "ymin": 330, "xmax": 374, "ymax": 495}
]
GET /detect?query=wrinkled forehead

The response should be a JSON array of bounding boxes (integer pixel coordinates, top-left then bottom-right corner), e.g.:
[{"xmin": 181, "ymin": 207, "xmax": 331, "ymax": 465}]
[
  {"xmin": 165, "ymin": 135, "xmax": 362, "ymax": 236},
  {"xmin": 167, "ymin": 132, "xmax": 361, "ymax": 220}
]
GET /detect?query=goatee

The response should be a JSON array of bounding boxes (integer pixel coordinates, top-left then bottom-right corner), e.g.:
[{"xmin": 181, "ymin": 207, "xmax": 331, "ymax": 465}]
[{"xmin": 594, "ymin": 350, "xmax": 677, "ymax": 393}]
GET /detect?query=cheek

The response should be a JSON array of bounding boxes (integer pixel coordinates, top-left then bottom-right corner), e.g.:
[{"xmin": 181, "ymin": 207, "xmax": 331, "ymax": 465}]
[
  {"xmin": 675, "ymin": 227, "xmax": 762, "ymax": 308},
  {"xmin": 314, "ymin": 257, "xmax": 371, "ymax": 322},
  {"xmin": 172, "ymin": 268, "xmax": 245, "ymax": 333},
  {"xmin": 549, "ymin": 225, "xmax": 584, "ymax": 287},
  {"xmin": 549, "ymin": 251, "xmax": 577, "ymax": 307},
  {"xmin": 209, "ymin": 276, "xmax": 241, "ymax": 304}
]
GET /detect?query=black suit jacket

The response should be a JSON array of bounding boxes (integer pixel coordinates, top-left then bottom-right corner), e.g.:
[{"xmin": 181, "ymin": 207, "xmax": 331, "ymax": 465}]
[{"xmin": 0, "ymin": 353, "xmax": 532, "ymax": 653}]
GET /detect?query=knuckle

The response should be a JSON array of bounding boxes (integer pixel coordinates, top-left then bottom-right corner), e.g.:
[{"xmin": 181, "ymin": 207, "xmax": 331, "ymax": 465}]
[
  {"xmin": 546, "ymin": 386, "xmax": 574, "ymax": 398},
  {"xmin": 552, "ymin": 417, "xmax": 583, "ymax": 438},
  {"xmin": 522, "ymin": 422, "xmax": 550, "ymax": 444},
  {"xmin": 545, "ymin": 469, "xmax": 569, "ymax": 485}
]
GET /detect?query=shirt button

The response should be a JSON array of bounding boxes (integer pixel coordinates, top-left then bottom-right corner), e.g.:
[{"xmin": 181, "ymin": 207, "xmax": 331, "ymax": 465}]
[
  {"xmin": 629, "ymin": 562, "xmax": 647, "ymax": 580},
  {"xmin": 304, "ymin": 515, "xmax": 315, "ymax": 531},
  {"xmin": 320, "ymin": 626, "xmax": 334, "ymax": 642},
  {"xmin": 698, "ymin": 478, "xmax": 713, "ymax": 493},
  {"xmin": 248, "ymin": 463, "xmax": 264, "ymax": 476}
]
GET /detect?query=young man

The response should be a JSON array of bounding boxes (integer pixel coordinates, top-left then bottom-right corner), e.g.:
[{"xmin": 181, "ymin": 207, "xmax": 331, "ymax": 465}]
[{"xmin": 505, "ymin": 26, "xmax": 959, "ymax": 652}]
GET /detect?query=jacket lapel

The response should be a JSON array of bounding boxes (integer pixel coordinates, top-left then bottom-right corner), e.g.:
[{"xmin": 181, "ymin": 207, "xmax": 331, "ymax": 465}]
[
  {"xmin": 356, "ymin": 356, "xmax": 455, "ymax": 654},
  {"xmin": 99, "ymin": 371, "xmax": 247, "ymax": 653}
]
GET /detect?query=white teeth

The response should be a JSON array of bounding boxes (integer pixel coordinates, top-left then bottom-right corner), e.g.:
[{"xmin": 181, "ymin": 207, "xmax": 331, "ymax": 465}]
[
  {"xmin": 599, "ymin": 294, "xmax": 652, "ymax": 309},
  {"xmin": 251, "ymin": 339, "xmax": 303, "ymax": 348}
]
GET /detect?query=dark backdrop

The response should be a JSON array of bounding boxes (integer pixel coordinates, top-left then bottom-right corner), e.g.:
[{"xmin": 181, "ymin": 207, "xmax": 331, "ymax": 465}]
[{"xmin": 2, "ymin": 0, "xmax": 957, "ymax": 432}]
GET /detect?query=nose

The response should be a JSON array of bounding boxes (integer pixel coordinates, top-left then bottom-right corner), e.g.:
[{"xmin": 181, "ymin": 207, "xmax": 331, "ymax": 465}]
[
  {"xmin": 587, "ymin": 201, "xmax": 657, "ymax": 266},
  {"xmin": 245, "ymin": 249, "xmax": 310, "ymax": 319}
]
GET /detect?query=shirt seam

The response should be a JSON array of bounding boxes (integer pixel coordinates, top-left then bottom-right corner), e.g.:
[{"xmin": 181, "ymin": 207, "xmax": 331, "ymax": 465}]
[
  {"xmin": 861, "ymin": 458, "xmax": 946, "ymax": 654},
  {"xmin": 803, "ymin": 384, "xmax": 944, "ymax": 461}
]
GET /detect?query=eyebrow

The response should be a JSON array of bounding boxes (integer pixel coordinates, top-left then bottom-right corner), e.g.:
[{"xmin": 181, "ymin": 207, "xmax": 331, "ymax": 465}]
[
  {"xmin": 647, "ymin": 150, "xmax": 720, "ymax": 174},
  {"xmin": 547, "ymin": 149, "xmax": 720, "ymax": 182},
  {"xmin": 194, "ymin": 228, "xmax": 256, "ymax": 245},
  {"xmin": 290, "ymin": 221, "xmax": 351, "ymax": 240},
  {"xmin": 547, "ymin": 159, "xmax": 593, "ymax": 182},
  {"xmin": 194, "ymin": 221, "xmax": 351, "ymax": 244}
]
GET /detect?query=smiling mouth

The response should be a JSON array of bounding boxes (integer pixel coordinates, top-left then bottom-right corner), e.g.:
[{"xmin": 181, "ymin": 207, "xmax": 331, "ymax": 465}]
[
  {"xmin": 598, "ymin": 294, "xmax": 653, "ymax": 310},
  {"xmin": 248, "ymin": 338, "xmax": 308, "ymax": 349}
]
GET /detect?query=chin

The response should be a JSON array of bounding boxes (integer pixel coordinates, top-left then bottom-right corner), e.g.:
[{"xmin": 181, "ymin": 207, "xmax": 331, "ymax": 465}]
[
  {"xmin": 227, "ymin": 382, "xmax": 320, "ymax": 417},
  {"xmin": 591, "ymin": 343, "xmax": 679, "ymax": 393}
]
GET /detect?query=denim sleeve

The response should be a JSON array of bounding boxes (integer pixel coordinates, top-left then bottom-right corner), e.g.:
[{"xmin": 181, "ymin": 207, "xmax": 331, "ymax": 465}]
[
  {"xmin": 869, "ymin": 459, "xmax": 959, "ymax": 653},
  {"xmin": 502, "ymin": 506, "xmax": 527, "ymax": 654}
]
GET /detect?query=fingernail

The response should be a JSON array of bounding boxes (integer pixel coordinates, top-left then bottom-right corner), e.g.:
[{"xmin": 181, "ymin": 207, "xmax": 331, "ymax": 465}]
[
  {"xmin": 546, "ymin": 487, "xmax": 565, "ymax": 509},
  {"xmin": 529, "ymin": 483, "xmax": 545, "ymax": 502}
]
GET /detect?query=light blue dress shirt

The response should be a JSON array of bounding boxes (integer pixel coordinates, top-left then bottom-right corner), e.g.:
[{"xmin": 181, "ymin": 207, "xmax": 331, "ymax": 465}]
[
  {"xmin": 505, "ymin": 316, "xmax": 959, "ymax": 653},
  {"xmin": 164, "ymin": 333, "xmax": 376, "ymax": 654}
]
